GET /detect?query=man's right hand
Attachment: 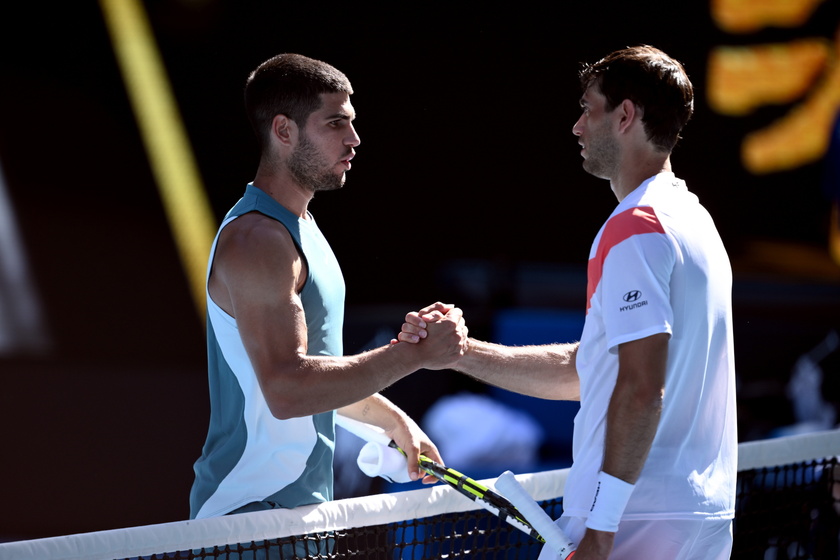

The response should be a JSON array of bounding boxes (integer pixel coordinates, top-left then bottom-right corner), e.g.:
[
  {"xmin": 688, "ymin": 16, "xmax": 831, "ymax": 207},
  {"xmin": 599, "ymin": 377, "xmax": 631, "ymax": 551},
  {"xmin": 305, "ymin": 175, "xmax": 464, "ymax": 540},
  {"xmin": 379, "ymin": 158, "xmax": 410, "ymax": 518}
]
[
  {"xmin": 393, "ymin": 302, "xmax": 468, "ymax": 370},
  {"xmin": 394, "ymin": 302, "xmax": 457, "ymax": 344}
]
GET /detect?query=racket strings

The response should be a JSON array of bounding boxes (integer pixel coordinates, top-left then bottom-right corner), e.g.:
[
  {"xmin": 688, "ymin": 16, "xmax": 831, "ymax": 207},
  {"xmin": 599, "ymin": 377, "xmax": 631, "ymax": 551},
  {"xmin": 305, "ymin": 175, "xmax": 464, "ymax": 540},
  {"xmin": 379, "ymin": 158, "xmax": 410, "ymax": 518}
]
[{"xmin": 418, "ymin": 456, "xmax": 546, "ymax": 543}]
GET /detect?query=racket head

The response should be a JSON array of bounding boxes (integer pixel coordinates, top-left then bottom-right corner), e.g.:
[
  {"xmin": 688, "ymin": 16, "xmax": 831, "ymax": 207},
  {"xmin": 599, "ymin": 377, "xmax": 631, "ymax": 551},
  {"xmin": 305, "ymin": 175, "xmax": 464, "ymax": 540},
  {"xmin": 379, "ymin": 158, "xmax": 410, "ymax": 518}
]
[
  {"xmin": 495, "ymin": 471, "xmax": 577, "ymax": 558},
  {"xmin": 417, "ymin": 455, "xmax": 545, "ymax": 542},
  {"xmin": 385, "ymin": 438, "xmax": 546, "ymax": 544}
]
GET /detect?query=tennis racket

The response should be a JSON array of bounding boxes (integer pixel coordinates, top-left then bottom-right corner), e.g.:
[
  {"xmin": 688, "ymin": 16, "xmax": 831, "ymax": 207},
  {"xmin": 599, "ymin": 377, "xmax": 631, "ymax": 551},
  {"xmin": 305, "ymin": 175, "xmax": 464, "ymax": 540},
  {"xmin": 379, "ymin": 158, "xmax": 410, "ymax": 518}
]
[
  {"xmin": 335, "ymin": 415, "xmax": 576, "ymax": 558},
  {"xmin": 495, "ymin": 470, "xmax": 577, "ymax": 558}
]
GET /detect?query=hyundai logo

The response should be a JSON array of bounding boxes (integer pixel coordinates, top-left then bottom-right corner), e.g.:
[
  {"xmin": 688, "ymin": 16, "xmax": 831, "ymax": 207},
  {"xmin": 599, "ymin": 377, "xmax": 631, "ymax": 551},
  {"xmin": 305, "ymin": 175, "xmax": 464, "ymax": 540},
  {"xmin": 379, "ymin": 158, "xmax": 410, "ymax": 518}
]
[{"xmin": 623, "ymin": 290, "xmax": 642, "ymax": 302}]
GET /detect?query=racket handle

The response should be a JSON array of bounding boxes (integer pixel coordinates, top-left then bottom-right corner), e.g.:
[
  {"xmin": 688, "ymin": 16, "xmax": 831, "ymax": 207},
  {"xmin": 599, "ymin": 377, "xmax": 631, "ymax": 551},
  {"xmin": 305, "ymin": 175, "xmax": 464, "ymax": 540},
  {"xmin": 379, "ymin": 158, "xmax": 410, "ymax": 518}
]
[{"xmin": 495, "ymin": 471, "xmax": 577, "ymax": 559}]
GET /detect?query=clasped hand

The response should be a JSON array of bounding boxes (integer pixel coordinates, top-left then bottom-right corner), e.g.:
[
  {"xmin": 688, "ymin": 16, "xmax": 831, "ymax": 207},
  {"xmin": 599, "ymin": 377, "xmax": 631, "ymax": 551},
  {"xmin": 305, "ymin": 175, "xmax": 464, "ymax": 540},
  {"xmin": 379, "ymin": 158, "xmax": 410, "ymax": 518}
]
[{"xmin": 393, "ymin": 302, "xmax": 469, "ymax": 369}]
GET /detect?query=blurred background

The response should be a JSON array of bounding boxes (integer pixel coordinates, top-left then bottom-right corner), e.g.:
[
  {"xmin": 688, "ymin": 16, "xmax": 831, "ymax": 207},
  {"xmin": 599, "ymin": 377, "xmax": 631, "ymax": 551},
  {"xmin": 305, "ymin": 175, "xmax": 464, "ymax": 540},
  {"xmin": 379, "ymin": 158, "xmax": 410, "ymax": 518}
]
[{"xmin": 1, "ymin": 0, "xmax": 839, "ymax": 541}]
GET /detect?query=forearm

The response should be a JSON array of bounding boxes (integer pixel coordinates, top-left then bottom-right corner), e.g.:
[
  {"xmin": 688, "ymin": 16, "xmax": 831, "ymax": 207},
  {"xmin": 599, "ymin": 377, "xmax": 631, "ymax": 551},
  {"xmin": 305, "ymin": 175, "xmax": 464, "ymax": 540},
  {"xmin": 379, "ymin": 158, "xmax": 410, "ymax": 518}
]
[
  {"xmin": 579, "ymin": 394, "xmax": 660, "ymax": 555},
  {"xmin": 601, "ymin": 382, "xmax": 662, "ymax": 483},
  {"xmin": 258, "ymin": 342, "xmax": 426, "ymax": 419},
  {"xmin": 337, "ymin": 393, "xmax": 443, "ymax": 483},
  {"xmin": 601, "ymin": 334, "xmax": 668, "ymax": 483},
  {"xmin": 337, "ymin": 393, "xmax": 409, "ymax": 433},
  {"xmin": 456, "ymin": 338, "xmax": 580, "ymax": 400}
]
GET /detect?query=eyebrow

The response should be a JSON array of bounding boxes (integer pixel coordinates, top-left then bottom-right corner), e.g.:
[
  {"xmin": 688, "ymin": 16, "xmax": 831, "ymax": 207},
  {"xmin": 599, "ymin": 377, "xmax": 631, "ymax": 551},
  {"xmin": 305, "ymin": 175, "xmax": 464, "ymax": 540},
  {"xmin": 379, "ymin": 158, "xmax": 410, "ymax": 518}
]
[{"xmin": 325, "ymin": 111, "xmax": 356, "ymax": 122}]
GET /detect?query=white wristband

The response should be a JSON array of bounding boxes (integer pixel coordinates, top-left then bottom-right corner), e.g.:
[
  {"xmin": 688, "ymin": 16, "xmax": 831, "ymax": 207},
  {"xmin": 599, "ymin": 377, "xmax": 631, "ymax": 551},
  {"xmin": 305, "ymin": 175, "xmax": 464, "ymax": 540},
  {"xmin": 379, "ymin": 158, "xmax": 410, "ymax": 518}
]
[{"xmin": 585, "ymin": 471, "xmax": 635, "ymax": 533}]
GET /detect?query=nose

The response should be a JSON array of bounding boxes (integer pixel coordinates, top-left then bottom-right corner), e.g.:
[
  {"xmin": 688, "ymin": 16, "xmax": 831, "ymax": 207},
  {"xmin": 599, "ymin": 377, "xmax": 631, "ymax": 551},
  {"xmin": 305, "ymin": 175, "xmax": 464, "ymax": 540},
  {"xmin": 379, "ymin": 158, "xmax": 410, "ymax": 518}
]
[
  {"xmin": 572, "ymin": 114, "xmax": 584, "ymax": 137},
  {"xmin": 347, "ymin": 123, "xmax": 361, "ymax": 148}
]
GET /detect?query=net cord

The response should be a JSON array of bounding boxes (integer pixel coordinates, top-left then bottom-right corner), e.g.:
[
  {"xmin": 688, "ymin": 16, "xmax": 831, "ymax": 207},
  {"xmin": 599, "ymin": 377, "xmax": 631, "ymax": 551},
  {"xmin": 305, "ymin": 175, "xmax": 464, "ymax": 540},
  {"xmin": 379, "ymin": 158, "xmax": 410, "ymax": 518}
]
[{"xmin": 737, "ymin": 428, "xmax": 840, "ymax": 470}]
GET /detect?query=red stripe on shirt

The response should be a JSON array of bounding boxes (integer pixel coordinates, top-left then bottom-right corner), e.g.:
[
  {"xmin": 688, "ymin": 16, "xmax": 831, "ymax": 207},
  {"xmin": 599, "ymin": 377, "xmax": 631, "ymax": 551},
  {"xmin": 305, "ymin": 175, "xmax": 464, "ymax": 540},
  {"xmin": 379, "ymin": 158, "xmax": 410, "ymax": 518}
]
[{"xmin": 586, "ymin": 206, "xmax": 665, "ymax": 313}]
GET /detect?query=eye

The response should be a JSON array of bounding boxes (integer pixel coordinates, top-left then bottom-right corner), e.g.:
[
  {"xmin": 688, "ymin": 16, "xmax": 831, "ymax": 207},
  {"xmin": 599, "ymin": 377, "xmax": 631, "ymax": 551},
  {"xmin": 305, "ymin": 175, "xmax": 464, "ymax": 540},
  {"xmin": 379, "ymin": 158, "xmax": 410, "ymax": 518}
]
[{"xmin": 328, "ymin": 116, "xmax": 353, "ymax": 129}]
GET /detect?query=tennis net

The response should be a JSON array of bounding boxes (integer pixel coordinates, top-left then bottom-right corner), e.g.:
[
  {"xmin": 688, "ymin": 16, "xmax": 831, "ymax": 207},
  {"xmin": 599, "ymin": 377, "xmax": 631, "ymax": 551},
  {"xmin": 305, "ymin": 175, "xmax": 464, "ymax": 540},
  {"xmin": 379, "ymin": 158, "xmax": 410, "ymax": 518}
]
[{"xmin": 1, "ymin": 429, "xmax": 838, "ymax": 560}]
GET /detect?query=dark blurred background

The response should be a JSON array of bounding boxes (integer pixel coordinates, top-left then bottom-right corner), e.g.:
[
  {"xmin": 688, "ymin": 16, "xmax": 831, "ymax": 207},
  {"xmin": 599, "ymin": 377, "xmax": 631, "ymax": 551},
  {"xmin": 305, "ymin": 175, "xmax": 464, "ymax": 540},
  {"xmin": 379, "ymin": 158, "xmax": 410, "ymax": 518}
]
[{"xmin": 1, "ymin": 0, "xmax": 838, "ymax": 541}]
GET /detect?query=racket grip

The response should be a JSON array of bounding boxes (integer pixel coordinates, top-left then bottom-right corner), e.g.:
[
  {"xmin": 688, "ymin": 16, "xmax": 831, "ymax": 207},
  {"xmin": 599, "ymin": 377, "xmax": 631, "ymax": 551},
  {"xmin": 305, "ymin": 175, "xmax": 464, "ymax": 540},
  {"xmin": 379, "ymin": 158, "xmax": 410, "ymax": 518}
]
[{"xmin": 495, "ymin": 471, "xmax": 577, "ymax": 559}]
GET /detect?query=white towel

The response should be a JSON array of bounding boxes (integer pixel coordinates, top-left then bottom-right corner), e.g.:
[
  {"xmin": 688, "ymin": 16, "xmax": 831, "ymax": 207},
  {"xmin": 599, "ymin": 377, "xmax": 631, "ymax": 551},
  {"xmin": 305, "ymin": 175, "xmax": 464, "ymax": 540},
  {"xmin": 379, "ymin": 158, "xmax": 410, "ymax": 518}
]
[{"xmin": 356, "ymin": 441, "xmax": 413, "ymax": 483}]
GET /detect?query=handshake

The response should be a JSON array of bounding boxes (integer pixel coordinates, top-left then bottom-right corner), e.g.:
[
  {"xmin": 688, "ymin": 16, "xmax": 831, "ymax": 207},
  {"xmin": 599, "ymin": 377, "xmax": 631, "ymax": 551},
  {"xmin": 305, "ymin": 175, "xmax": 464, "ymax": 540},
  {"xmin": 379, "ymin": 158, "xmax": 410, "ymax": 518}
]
[{"xmin": 389, "ymin": 302, "xmax": 471, "ymax": 371}]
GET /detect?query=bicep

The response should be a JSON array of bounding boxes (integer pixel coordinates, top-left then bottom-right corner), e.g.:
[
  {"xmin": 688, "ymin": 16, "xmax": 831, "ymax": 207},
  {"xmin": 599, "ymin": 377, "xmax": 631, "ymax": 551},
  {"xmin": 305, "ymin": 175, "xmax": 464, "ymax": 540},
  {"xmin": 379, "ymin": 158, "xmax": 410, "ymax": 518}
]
[
  {"xmin": 616, "ymin": 333, "xmax": 669, "ymax": 394},
  {"xmin": 215, "ymin": 217, "xmax": 309, "ymax": 379}
]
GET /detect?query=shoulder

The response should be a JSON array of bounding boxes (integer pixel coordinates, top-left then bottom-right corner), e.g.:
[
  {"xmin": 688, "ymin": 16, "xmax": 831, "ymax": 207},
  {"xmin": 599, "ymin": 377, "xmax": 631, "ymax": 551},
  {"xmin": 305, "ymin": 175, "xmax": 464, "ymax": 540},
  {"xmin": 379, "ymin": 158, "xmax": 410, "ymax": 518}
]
[
  {"xmin": 222, "ymin": 211, "xmax": 292, "ymax": 244},
  {"xmin": 217, "ymin": 212, "xmax": 300, "ymax": 266},
  {"xmin": 601, "ymin": 205, "xmax": 667, "ymax": 247},
  {"xmin": 595, "ymin": 204, "xmax": 676, "ymax": 271}
]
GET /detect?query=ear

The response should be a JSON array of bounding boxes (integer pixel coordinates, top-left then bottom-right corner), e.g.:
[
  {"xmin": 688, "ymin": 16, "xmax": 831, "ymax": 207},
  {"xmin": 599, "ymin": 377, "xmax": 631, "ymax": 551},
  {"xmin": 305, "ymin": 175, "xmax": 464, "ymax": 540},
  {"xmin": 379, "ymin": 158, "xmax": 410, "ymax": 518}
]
[
  {"xmin": 615, "ymin": 99, "xmax": 640, "ymax": 134},
  {"xmin": 270, "ymin": 114, "xmax": 298, "ymax": 147}
]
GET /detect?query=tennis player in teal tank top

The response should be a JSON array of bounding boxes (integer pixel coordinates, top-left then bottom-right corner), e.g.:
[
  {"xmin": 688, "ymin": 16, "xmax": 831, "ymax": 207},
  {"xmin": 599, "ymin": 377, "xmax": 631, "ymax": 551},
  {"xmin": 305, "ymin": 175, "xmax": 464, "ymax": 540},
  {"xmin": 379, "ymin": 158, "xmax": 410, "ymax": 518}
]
[
  {"xmin": 189, "ymin": 53, "xmax": 468, "ymax": 530},
  {"xmin": 191, "ymin": 184, "xmax": 344, "ymax": 519}
]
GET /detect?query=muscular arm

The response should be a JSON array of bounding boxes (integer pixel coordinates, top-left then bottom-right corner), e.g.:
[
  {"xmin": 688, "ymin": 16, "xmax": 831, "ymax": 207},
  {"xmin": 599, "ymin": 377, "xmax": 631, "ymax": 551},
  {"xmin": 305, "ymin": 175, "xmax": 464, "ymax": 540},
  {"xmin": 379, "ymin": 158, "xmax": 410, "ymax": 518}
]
[
  {"xmin": 399, "ymin": 303, "xmax": 580, "ymax": 401},
  {"xmin": 210, "ymin": 213, "xmax": 465, "ymax": 420},
  {"xmin": 602, "ymin": 332, "xmax": 668, "ymax": 482},
  {"xmin": 576, "ymin": 332, "xmax": 668, "ymax": 558},
  {"xmin": 456, "ymin": 338, "xmax": 581, "ymax": 401}
]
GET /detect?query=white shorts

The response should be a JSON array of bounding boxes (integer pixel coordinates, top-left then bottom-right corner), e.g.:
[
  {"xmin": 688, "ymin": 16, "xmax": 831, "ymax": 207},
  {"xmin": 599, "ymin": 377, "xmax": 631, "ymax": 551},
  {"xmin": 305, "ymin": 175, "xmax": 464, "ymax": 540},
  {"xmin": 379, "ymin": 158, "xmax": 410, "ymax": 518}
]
[{"xmin": 537, "ymin": 516, "xmax": 733, "ymax": 560}]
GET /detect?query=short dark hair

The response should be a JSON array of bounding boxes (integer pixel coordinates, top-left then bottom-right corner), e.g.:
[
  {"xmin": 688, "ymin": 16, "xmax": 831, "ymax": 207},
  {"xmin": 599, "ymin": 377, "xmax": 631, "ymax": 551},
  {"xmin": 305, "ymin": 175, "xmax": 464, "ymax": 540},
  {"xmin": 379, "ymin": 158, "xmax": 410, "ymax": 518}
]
[
  {"xmin": 579, "ymin": 45, "xmax": 694, "ymax": 153},
  {"xmin": 244, "ymin": 53, "xmax": 353, "ymax": 150}
]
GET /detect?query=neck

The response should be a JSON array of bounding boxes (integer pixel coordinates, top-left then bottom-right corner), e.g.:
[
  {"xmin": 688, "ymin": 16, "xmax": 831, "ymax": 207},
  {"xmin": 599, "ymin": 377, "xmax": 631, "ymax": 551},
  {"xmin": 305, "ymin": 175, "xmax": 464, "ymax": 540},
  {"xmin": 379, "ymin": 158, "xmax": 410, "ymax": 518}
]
[
  {"xmin": 252, "ymin": 165, "xmax": 313, "ymax": 219},
  {"xmin": 610, "ymin": 155, "xmax": 672, "ymax": 202}
]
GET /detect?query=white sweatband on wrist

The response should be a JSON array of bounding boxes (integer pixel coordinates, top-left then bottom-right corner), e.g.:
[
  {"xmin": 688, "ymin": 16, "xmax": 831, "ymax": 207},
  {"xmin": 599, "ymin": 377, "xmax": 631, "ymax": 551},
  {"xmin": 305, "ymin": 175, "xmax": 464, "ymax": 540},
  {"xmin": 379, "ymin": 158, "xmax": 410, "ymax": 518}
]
[{"xmin": 585, "ymin": 471, "xmax": 635, "ymax": 532}]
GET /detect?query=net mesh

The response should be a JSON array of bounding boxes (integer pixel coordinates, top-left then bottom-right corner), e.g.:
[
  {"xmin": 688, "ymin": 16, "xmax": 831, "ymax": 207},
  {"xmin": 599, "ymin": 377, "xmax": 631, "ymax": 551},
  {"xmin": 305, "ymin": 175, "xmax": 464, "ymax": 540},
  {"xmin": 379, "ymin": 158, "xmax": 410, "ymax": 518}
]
[{"xmin": 2, "ymin": 429, "xmax": 838, "ymax": 560}]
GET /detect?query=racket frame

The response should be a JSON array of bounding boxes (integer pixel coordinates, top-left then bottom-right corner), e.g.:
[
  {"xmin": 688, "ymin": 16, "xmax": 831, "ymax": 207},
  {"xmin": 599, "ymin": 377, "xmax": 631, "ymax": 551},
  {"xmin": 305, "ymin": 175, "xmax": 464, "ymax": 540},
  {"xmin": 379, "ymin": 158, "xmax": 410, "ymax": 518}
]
[{"xmin": 399, "ymin": 443, "xmax": 545, "ymax": 543}]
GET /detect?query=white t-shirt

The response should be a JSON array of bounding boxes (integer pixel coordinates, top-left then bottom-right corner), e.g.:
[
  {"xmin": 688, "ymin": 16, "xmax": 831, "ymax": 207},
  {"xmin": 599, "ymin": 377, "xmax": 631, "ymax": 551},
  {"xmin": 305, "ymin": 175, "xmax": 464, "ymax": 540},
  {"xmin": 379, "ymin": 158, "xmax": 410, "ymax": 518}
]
[{"xmin": 564, "ymin": 172, "xmax": 737, "ymax": 521}]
